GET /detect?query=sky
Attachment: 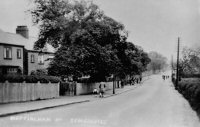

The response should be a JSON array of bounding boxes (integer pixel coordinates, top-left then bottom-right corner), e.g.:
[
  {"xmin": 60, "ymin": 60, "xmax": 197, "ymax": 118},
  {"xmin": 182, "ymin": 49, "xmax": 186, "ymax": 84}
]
[{"xmin": 0, "ymin": 0, "xmax": 200, "ymax": 60}]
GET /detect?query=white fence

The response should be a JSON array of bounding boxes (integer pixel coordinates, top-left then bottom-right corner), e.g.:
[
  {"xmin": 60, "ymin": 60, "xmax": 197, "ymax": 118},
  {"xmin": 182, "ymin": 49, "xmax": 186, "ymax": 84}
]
[
  {"xmin": 76, "ymin": 81, "xmax": 113, "ymax": 95},
  {"xmin": 0, "ymin": 81, "xmax": 59, "ymax": 103}
]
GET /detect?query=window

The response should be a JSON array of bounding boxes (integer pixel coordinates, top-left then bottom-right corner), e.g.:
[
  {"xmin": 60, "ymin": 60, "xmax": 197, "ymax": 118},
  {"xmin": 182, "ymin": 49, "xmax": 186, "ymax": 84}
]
[
  {"xmin": 7, "ymin": 68, "xmax": 17, "ymax": 74},
  {"xmin": 17, "ymin": 49, "xmax": 21, "ymax": 59},
  {"xmin": 38, "ymin": 54, "xmax": 44, "ymax": 64},
  {"xmin": 31, "ymin": 54, "xmax": 35, "ymax": 63},
  {"xmin": 4, "ymin": 47, "xmax": 12, "ymax": 59}
]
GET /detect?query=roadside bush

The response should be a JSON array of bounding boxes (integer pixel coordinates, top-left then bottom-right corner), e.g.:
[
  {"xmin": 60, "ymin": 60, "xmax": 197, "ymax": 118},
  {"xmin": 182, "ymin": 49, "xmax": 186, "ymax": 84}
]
[
  {"xmin": 0, "ymin": 75, "xmax": 61, "ymax": 83},
  {"xmin": 30, "ymin": 69, "xmax": 48, "ymax": 76},
  {"xmin": 48, "ymin": 76, "xmax": 62, "ymax": 83},
  {"xmin": 0, "ymin": 74, "xmax": 25, "ymax": 83},
  {"xmin": 173, "ymin": 78, "xmax": 200, "ymax": 117},
  {"xmin": 181, "ymin": 74, "xmax": 200, "ymax": 78},
  {"xmin": 25, "ymin": 75, "xmax": 39, "ymax": 83}
]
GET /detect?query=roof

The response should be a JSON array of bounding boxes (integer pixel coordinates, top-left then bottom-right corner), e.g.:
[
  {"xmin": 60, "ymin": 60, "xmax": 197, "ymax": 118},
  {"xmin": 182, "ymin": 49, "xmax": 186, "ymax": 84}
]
[{"xmin": 0, "ymin": 29, "xmax": 55, "ymax": 53}]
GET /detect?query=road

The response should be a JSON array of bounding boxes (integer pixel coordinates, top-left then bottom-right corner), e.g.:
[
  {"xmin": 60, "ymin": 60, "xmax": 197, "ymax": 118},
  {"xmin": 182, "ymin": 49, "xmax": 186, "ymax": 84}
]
[{"xmin": 1, "ymin": 73, "xmax": 200, "ymax": 127}]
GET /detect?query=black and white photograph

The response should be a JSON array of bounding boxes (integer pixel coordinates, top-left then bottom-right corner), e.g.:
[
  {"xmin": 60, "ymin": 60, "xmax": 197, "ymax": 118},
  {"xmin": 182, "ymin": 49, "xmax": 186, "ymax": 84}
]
[{"xmin": 0, "ymin": 0, "xmax": 200, "ymax": 127}]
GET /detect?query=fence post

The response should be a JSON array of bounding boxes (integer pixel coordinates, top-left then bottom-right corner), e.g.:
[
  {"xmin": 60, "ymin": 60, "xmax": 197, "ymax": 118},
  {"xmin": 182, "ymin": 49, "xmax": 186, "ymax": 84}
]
[
  {"xmin": 74, "ymin": 81, "xmax": 77, "ymax": 96},
  {"xmin": 4, "ymin": 81, "xmax": 9, "ymax": 103},
  {"xmin": 57, "ymin": 82, "xmax": 60, "ymax": 97}
]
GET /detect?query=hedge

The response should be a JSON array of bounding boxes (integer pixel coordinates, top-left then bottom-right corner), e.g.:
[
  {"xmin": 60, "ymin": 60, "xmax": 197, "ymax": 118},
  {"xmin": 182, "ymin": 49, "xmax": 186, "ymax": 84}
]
[
  {"xmin": 173, "ymin": 77, "xmax": 200, "ymax": 117},
  {"xmin": 181, "ymin": 74, "xmax": 200, "ymax": 78},
  {"xmin": 0, "ymin": 74, "xmax": 61, "ymax": 83}
]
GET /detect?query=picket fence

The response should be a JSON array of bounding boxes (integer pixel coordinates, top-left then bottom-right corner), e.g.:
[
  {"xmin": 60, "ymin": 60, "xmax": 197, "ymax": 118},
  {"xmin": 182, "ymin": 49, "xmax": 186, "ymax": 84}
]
[{"xmin": 0, "ymin": 81, "xmax": 59, "ymax": 103}]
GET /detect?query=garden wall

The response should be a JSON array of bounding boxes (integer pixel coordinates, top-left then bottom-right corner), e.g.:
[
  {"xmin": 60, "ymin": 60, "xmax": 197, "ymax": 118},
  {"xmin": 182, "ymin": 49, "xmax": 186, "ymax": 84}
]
[
  {"xmin": 76, "ymin": 81, "xmax": 113, "ymax": 95},
  {"xmin": 0, "ymin": 81, "xmax": 59, "ymax": 103}
]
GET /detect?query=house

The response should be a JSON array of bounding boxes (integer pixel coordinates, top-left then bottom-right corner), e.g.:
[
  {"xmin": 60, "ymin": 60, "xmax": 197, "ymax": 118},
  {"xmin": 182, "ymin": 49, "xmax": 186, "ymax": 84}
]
[{"xmin": 0, "ymin": 26, "xmax": 54, "ymax": 75}]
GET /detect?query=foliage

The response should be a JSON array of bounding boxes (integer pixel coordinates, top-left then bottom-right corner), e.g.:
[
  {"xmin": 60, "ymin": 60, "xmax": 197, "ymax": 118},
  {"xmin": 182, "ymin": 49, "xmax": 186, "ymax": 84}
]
[
  {"xmin": 30, "ymin": 69, "xmax": 48, "ymax": 76},
  {"xmin": 0, "ymin": 75, "xmax": 61, "ymax": 83},
  {"xmin": 173, "ymin": 78, "xmax": 200, "ymax": 117},
  {"xmin": 147, "ymin": 51, "xmax": 168, "ymax": 73},
  {"xmin": 31, "ymin": 0, "xmax": 151, "ymax": 81},
  {"xmin": 180, "ymin": 46, "xmax": 200, "ymax": 75},
  {"xmin": 181, "ymin": 74, "xmax": 200, "ymax": 78},
  {"xmin": 0, "ymin": 74, "xmax": 24, "ymax": 83}
]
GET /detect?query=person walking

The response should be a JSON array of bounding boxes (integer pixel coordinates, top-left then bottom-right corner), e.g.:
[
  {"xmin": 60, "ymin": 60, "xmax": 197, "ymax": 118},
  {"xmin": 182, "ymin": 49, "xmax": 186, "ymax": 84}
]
[
  {"xmin": 99, "ymin": 83, "xmax": 105, "ymax": 98},
  {"xmin": 162, "ymin": 75, "xmax": 165, "ymax": 80},
  {"xmin": 139, "ymin": 76, "xmax": 142, "ymax": 83},
  {"xmin": 136, "ymin": 78, "xmax": 139, "ymax": 84}
]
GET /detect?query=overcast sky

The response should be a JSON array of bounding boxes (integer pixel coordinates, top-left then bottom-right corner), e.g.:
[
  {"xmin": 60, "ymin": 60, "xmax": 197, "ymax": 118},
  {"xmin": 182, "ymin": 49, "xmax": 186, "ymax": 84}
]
[{"xmin": 0, "ymin": 0, "xmax": 200, "ymax": 60}]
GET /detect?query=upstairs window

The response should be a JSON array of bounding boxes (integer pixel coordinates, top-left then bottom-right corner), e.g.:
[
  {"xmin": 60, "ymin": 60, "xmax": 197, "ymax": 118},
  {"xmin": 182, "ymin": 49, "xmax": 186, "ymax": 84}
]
[
  {"xmin": 31, "ymin": 54, "xmax": 35, "ymax": 63},
  {"xmin": 4, "ymin": 47, "xmax": 12, "ymax": 59},
  {"xmin": 38, "ymin": 54, "xmax": 44, "ymax": 64},
  {"xmin": 17, "ymin": 49, "xmax": 21, "ymax": 59}
]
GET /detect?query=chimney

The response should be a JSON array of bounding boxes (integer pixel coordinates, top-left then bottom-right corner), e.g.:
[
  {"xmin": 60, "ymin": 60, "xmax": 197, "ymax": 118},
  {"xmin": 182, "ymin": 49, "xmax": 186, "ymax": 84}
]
[{"xmin": 16, "ymin": 26, "xmax": 29, "ymax": 39}]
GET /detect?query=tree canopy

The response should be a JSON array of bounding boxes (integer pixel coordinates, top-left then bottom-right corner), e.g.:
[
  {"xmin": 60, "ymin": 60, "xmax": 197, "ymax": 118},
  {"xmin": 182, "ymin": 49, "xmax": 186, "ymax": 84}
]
[
  {"xmin": 180, "ymin": 46, "xmax": 200, "ymax": 75},
  {"xmin": 31, "ymin": 0, "xmax": 150, "ymax": 81},
  {"xmin": 147, "ymin": 51, "xmax": 167, "ymax": 73}
]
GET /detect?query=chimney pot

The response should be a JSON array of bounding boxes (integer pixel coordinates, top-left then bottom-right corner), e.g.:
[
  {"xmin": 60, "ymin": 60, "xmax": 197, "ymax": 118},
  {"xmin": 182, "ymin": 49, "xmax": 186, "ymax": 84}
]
[{"xmin": 16, "ymin": 26, "xmax": 29, "ymax": 39}]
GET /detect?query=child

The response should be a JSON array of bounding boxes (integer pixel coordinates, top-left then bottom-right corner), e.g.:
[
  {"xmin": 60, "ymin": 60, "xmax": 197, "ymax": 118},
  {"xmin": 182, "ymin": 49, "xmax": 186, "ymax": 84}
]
[{"xmin": 93, "ymin": 88, "xmax": 98, "ymax": 97}]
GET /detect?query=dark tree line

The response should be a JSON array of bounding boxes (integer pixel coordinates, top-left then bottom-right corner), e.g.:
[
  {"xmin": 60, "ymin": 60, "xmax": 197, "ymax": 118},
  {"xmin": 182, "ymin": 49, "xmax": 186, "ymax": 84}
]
[{"xmin": 31, "ymin": 0, "xmax": 151, "ymax": 81}]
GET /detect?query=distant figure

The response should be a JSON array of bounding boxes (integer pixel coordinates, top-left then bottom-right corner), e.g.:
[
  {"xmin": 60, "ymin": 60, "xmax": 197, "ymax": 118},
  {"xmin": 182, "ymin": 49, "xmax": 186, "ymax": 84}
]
[
  {"xmin": 103, "ymin": 84, "xmax": 106, "ymax": 93},
  {"xmin": 162, "ymin": 75, "xmax": 165, "ymax": 80},
  {"xmin": 121, "ymin": 80, "xmax": 124, "ymax": 88},
  {"xmin": 131, "ymin": 78, "xmax": 135, "ymax": 85},
  {"xmin": 99, "ymin": 84, "xmax": 105, "ymax": 98},
  {"xmin": 139, "ymin": 76, "xmax": 142, "ymax": 83}
]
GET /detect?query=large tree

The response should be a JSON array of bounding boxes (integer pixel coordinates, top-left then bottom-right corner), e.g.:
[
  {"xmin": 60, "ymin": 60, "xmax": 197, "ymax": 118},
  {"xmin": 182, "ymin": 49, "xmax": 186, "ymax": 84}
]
[
  {"xmin": 31, "ymin": 0, "xmax": 150, "ymax": 81},
  {"xmin": 147, "ymin": 51, "xmax": 168, "ymax": 73},
  {"xmin": 180, "ymin": 46, "xmax": 200, "ymax": 75}
]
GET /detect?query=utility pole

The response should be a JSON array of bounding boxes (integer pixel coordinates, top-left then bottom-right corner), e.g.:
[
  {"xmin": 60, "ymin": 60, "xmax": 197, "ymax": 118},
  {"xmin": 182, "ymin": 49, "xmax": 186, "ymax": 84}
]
[
  {"xmin": 112, "ymin": 75, "xmax": 115, "ymax": 94},
  {"xmin": 176, "ymin": 37, "xmax": 180, "ymax": 86},
  {"xmin": 171, "ymin": 55, "xmax": 173, "ymax": 74}
]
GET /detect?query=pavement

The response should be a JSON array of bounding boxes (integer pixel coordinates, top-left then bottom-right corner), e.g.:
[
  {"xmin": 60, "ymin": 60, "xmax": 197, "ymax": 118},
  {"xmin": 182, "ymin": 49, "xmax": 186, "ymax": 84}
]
[{"xmin": 0, "ymin": 79, "xmax": 147, "ymax": 117}]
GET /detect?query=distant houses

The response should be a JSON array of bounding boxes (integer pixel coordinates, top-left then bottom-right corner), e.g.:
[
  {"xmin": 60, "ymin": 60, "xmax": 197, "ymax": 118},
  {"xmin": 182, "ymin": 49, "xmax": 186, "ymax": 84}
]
[{"xmin": 0, "ymin": 26, "xmax": 54, "ymax": 75}]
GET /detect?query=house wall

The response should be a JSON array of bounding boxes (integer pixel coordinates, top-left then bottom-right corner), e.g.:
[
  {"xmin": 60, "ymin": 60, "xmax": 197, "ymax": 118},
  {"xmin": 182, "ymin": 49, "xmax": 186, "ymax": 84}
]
[
  {"xmin": 28, "ymin": 52, "xmax": 54, "ymax": 75},
  {"xmin": 0, "ymin": 45, "xmax": 24, "ymax": 70}
]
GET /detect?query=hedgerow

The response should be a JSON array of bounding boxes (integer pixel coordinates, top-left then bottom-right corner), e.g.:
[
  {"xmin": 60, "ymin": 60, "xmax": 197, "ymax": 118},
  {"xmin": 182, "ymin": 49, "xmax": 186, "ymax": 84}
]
[
  {"xmin": 0, "ymin": 74, "xmax": 61, "ymax": 83},
  {"xmin": 173, "ymin": 77, "xmax": 200, "ymax": 117}
]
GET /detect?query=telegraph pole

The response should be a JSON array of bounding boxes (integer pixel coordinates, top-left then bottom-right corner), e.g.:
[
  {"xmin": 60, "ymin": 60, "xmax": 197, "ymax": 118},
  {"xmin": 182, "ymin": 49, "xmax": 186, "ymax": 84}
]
[
  {"xmin": 171, "ymin": 55, "xmax": 173, "ymax": 74},
  {"xmin": 112, "ymin": 75, "xmax": 115, "ymax": 94},
  {"xmin": 176, "ymin": 37, "xmax": 180, "ymax": 86}
]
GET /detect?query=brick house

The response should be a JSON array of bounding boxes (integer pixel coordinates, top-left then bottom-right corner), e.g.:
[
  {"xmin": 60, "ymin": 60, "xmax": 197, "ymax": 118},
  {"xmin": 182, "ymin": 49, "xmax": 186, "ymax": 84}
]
[
  {"xmin": 27, "ymin": 49, "xmax": 54, "ymax": 75},
  {"xmin": 0, "ymin": 26, "xmax": 54, "ymax": 75}
]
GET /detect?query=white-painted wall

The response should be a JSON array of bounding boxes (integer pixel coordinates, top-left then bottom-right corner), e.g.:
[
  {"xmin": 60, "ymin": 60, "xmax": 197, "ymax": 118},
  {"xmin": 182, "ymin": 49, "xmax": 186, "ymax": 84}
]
[{"xmin": 76, "ymin": 81, "xmax": 113, "ymax": 95}]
